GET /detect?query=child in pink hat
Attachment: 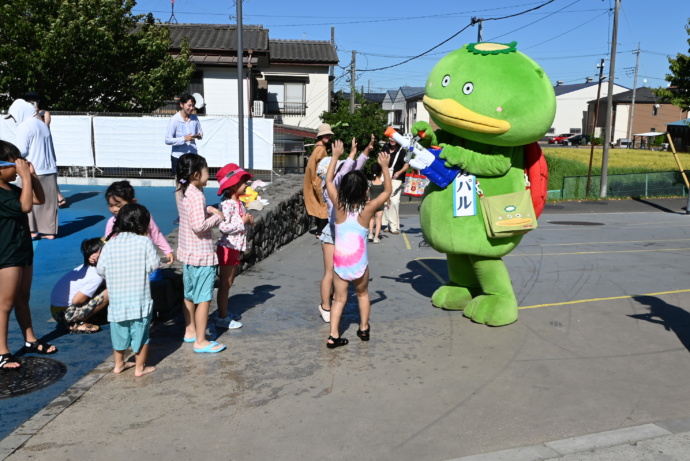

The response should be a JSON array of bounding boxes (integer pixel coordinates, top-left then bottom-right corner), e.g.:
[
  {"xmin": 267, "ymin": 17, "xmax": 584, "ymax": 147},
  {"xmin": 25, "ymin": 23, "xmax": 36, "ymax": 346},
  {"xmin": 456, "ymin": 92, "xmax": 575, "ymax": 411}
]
[{"xmin": 213, "ymin": 163, "xmax": 254, "ymax": 329}]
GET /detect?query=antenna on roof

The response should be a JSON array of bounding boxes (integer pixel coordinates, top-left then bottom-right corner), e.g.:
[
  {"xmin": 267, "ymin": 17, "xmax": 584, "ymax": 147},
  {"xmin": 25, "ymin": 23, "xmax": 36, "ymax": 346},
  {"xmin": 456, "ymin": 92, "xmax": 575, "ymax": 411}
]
[{"xmin": 168, "ymin": 0, "xmax": 178, "ymax": 24}]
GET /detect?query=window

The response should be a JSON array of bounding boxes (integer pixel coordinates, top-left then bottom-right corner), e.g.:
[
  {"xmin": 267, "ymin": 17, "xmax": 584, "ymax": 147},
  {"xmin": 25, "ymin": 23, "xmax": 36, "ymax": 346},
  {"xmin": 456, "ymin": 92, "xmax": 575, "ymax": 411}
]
[
  {"xmin": 267, "ymin": 82, "xmax": 306, "ymax": 115},
  {"xmin": 570, "ymin": 128, "xmax": 582, "ymax": 134}
]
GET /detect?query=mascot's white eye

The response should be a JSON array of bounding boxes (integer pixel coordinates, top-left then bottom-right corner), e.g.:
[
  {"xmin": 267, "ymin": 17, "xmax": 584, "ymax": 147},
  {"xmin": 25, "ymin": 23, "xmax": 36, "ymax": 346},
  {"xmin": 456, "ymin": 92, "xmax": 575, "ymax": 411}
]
[
  {"xmin": 507, "ymin": 215, "xmax": 513, "ymax": 219},
  {"xmin": 516, "ymin": 214, "xmax": 522, "ymax": 218},
  {"xmin": 442, "ymin": 75, "xmax": 451, "ymax": 87},
  {"xmin": 463, "ymin": 82, "xmax": 474, "ymax": 95}
]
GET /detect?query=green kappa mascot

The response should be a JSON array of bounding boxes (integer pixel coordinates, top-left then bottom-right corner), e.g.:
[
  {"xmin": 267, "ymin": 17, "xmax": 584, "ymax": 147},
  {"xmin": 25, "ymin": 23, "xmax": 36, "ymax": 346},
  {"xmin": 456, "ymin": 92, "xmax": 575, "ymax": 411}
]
[{"xmin": 412, "ymin": 41, "xmax": 555, "ymax": 326}]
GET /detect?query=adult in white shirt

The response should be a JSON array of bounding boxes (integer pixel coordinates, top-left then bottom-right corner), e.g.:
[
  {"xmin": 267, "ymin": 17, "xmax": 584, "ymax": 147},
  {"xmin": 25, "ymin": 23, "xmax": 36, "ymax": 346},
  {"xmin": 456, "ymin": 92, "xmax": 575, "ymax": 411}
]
[
  {"xmin": 165, "ymin": 93, "xmax": 203, "ymax": 177},
  {"xmin": 5, "ymin": 99, "xmax": 59, "ymax": 239}
]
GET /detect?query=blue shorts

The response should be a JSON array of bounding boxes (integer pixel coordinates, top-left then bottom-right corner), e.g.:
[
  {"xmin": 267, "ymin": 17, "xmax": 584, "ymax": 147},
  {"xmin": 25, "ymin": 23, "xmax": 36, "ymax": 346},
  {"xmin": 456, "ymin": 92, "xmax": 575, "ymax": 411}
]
[
  {"xmin": 110, "ymin": 314, "xmax": 152, "ymax": 353},
  {"xmin": 183, "ymin": 264, "xmax": 217, "ymax": 304}
]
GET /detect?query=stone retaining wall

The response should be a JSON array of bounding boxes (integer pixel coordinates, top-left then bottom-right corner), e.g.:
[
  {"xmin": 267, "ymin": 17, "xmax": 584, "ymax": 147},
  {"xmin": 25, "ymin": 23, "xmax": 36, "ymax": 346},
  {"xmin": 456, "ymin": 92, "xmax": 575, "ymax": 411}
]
[{"xmin": 152, "ymin": 174, "xmax": 309, "ymax": 318}]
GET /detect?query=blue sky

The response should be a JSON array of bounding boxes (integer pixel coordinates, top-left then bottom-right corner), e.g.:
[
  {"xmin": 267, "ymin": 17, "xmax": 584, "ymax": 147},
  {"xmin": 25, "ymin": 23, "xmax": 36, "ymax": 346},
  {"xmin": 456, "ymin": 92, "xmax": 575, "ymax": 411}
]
[{"xmin": 132, "ymin": 0, "xmax": 689, "ymax": 94}]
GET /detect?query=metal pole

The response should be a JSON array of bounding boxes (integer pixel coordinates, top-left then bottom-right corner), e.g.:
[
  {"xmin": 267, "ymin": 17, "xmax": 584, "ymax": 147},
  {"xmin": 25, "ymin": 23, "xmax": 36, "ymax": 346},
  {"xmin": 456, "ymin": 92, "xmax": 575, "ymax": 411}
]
[
  {"xmin": 599, "ymin": 0, "xmax": 620, "ymax": 198},
  {"xmin": 586, "ymin": 59, "xmax": 605, "ymax": 196},
  {"xmin": 236, "ymin": 0, "xmax": 245, "ymax": 168},
  {"xmin": 626, "ymin": 44, "xmax": 640, "ymax": 147},
  {"xmin": 350, "ymin": 50, "xmax": 356, "ymax": 114}
]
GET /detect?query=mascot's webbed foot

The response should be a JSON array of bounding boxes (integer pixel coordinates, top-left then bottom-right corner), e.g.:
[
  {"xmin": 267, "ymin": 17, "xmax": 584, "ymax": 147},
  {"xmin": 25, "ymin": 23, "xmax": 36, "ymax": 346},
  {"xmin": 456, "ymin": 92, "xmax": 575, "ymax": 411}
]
[
  {"xmin": 463, "ymin": 295, "xmax": 518, "ymax": 326},
  {"xmin": 431, "ymin": 283, "xmax": 478, "ymax": 311}
]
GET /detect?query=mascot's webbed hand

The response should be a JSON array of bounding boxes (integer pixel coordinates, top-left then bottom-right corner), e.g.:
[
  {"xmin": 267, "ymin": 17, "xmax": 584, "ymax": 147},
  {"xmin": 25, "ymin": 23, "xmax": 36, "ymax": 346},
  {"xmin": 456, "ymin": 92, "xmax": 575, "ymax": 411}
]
[
  {"xmin": 439, "ymin": 143, "xmax": 513, "ymax": 176},
  {"xmin": 411, "ymin": 121, "xmax": 437, "ymax": 148}
]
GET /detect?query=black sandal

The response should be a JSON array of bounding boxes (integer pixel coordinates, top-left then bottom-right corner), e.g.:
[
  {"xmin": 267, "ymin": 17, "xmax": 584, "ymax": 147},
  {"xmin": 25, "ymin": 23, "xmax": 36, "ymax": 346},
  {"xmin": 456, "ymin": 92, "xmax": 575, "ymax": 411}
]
[
  {"xmin": 23, "ymin": 340, "xmax": 58, "ymax": 355},
  {"xmin": 327, "ymin": 336, "xmax": 348, "ymax": 349},
  {"xmin": 0, "ymin": 353, "xmax": 21, "ymax": 371},
  {"xmin": 356, "ymin": 326, "xmax": 370, "ymax": 341}
]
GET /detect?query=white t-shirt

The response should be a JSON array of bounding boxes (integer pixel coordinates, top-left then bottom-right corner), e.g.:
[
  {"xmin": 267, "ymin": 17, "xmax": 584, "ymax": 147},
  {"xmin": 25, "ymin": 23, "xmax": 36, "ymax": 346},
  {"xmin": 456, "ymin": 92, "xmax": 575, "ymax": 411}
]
[{"xmin": 50, "ymin": 265, "xmax": 104, "ymax": 307}]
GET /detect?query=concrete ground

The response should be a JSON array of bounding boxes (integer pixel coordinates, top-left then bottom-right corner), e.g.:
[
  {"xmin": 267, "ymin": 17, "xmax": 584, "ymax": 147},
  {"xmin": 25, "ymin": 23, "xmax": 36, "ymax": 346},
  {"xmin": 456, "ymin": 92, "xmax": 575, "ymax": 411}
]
[{"xmin": 4, "ymin": 193, "xmax": 690, "ymax": 460}]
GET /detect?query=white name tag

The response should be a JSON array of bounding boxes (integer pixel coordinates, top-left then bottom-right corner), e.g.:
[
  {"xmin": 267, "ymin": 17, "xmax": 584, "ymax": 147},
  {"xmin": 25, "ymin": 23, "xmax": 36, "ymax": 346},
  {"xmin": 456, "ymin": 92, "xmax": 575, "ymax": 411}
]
[{"xmin": 453, "ymin": 173, "xmax": 477, "ymax": 217}]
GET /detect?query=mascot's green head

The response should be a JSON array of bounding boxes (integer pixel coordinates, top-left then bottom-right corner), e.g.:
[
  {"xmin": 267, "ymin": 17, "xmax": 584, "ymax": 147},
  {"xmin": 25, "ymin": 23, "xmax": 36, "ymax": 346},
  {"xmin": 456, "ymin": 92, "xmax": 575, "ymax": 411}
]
[{"xmin": 423, "ymin": 41, "xmax": 556, "ymax": 147}]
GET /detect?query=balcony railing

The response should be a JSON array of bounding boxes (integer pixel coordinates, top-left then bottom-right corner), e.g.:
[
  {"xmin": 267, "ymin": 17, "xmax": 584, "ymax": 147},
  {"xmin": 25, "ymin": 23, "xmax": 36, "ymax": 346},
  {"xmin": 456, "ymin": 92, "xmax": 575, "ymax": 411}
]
[{"xmin": 266, "ymin": 101, "xmax": 306, "ymax": 116}]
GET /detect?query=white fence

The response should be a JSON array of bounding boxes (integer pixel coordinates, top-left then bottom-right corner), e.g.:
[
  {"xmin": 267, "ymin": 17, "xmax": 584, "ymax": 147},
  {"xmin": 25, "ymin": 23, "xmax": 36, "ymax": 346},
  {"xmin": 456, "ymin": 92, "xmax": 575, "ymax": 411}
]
[{"xmin": 0, "ymin": 115, "xmax": 274, "ymax": 171}]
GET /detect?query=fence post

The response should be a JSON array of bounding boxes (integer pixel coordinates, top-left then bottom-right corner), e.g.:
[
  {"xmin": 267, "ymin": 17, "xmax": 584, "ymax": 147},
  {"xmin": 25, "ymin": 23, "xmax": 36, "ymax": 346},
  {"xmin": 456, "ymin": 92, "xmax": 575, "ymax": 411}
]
[{"xmin": 645, "ymin": 173, "xmax": 648, "ymax": 197}]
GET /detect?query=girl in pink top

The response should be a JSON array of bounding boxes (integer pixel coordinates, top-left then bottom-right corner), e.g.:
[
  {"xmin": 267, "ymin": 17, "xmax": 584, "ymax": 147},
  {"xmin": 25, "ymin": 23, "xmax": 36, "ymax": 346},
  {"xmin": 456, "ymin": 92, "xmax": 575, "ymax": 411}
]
[
  {"xmin": 104, "ymin": 181, "xmax": 174, "ymax": 264},
  {"xmin": 214, "ymin": 163, "xmax": 254, "ymax": 328},
  {"xmin": 176, "ymin": 154, "xmax": 226, "ymax": 354},
  {"xmin": 324, "ymin": 141, "xmax": 392, "ymax": 349}
]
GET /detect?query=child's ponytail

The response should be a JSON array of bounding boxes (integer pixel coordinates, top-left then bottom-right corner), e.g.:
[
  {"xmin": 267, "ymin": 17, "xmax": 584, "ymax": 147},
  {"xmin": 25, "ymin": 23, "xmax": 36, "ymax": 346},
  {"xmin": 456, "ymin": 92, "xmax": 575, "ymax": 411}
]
[{"xmin": 176, "ymin": 154, "xmax": 208, "ymax": 196}]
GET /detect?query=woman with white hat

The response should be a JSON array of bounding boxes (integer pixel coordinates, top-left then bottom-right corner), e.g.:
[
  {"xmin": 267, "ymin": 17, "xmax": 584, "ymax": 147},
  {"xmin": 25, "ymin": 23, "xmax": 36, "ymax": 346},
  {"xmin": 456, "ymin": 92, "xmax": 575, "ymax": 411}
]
[{"xmin": 303, "ymin": 123, "xmax": 333, "ymax": 237}]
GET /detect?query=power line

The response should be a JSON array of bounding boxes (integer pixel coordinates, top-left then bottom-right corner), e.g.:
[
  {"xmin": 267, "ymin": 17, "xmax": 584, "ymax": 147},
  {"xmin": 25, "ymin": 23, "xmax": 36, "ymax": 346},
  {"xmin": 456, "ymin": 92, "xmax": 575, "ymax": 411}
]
[{"xmin": 356, "ymin": 0, "xmax": 558, "ymax": 73}]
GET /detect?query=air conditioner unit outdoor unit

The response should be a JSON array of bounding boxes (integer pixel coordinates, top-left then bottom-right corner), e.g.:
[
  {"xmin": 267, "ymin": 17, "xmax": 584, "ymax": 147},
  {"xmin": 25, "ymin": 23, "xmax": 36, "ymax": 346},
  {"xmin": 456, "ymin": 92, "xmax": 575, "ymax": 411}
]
[{"xmin": 252, "ymin": 100, "xmax": 264, "ymax": 117}]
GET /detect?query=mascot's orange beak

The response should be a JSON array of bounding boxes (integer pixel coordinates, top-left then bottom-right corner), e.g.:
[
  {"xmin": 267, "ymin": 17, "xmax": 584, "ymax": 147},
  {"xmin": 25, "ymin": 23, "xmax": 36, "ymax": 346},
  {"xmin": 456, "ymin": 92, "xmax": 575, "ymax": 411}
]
[{"xmin": 423, "ymin": 96, "xmax": 511, "ymax": 134}]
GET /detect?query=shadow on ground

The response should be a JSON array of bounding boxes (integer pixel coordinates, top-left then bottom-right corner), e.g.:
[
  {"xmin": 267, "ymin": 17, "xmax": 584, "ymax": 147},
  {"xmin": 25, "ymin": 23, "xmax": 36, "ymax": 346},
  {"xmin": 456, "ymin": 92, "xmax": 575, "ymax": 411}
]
[
  {"xmin": 630, "ymin": 295, "xmax": 690, "ymax": 353},
  {"xmin": 58, "ymin": 215, "xmax": 106, "ymax": 238},
  {"xmin": 632, "ymin": 197, "xmax": 683, "ymax": 214},
  {"xmin": 63, "ymin": 191, "xmax": 101, "ymax": 206},
  {"xmin": 381, "ymin": 259, "xmax": 446, "ymax": 298}
]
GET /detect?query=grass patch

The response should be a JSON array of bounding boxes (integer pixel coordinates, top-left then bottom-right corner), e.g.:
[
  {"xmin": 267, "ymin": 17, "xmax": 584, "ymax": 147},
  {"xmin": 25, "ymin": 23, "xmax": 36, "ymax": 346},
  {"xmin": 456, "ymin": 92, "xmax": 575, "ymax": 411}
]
[{"xmin": 544, "ymin": 147, "xmax": 690, "ymax": 191}]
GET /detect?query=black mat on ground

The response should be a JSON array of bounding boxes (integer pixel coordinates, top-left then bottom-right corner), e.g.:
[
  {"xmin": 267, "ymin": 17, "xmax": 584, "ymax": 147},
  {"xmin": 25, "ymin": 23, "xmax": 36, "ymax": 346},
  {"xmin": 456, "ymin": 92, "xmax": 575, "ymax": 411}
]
[{"xmin": 0, "ymin": 357, "xmax": 67, "ymax": 400}]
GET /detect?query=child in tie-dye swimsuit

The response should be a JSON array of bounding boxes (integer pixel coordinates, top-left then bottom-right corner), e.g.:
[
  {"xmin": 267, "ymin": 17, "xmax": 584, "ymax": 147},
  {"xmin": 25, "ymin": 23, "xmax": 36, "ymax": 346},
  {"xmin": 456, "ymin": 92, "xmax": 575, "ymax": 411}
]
[{"xmin": 324, "ymin": 140, "xmax": 392, "ymax": 349}]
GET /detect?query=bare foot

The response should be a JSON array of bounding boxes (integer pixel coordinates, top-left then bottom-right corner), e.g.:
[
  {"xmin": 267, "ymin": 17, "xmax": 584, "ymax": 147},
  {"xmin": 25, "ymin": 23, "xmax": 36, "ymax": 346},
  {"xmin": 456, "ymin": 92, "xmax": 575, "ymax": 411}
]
[
  {"xmin": 41, "ymin": 234, "xmax": 56, "ymax": 240},
  {"xmin": 135, "ymin": 366, "xmax": 156, "ymax": 377},
  {"xmin": 113, "ymin": 362, "xmax": 135, "ymax": 374}
]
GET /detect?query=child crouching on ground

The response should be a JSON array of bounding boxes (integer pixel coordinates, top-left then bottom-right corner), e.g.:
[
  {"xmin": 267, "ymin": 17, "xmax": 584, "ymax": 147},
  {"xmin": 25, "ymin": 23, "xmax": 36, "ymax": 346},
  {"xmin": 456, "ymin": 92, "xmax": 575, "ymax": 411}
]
[
  {"xmin": 50, "ymin": 238, "xmax": 108, "ymax": 334},
  {"xmin": 214, "ymin": 163, "xmax": 253, "ymax": 329},
  {"xmin": 98, "ymin": 203, "xmax": 160, "ymax": 376}
]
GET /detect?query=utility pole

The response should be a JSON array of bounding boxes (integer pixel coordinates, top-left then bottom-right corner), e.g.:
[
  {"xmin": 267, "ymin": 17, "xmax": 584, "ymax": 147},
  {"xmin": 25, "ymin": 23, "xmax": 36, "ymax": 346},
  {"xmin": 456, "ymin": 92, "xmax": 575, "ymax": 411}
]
[
  {"xmin": 472, "ymin": 17, "xmax": 483, "ymax": 42},
  {"xmin": 586, "ymin": 59, "xmax": 606, "ymax": 196},
  {"xmin": 626, "ymin": 43, "xmax": 641, "ymax": 147},
  {"xmin": 599, "ymin": 0, "xmax": 620, "ymax": 198},
  {"xmin": 236, "ymin": 0, "xmax": 245, "ymax": 168},
  {"xmin": 350, "ymin": 50, "xmax": 356, "ymax": 114},
  {"xmin": 329, "ymin": 27, "xmax": 335, "ymax": 112}
]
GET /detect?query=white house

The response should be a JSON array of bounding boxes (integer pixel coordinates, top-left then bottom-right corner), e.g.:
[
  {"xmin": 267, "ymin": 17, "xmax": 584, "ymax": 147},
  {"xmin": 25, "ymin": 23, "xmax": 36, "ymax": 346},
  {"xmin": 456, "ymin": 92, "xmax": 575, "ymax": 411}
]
[
  {"xmin": 380, "ymin": 86, "xmax": 430, "ymax": 133},
  {"xmin": 551, "ymin": 81, "xmax": 628, "ymax": 137}
]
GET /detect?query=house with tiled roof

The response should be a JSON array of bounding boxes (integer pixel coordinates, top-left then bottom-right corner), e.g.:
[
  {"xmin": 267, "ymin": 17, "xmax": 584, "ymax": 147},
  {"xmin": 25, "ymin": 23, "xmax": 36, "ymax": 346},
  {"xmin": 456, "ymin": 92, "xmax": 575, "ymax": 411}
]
[
  {"xmin": 166, "ymin": 24, "xmax": 337, "ymax": 128},
  {"xmin": 165, "ymin": 23, "xmax": 338, "ymax": 171}
]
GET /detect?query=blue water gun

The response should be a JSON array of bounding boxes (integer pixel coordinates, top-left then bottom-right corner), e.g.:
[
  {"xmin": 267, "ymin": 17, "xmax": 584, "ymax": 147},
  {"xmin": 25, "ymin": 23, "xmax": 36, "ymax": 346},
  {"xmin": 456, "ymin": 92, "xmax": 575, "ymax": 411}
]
[{"xmin": 384, "ymin": 127, "xmax": 459, "ymax": 188}]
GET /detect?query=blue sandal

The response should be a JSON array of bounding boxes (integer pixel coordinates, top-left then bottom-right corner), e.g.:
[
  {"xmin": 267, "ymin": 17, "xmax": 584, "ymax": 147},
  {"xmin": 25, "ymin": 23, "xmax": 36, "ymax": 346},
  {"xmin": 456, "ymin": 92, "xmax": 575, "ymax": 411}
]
[{"xmin": 193, "ymin": 341, "xmax": 226, "ymax": 354}]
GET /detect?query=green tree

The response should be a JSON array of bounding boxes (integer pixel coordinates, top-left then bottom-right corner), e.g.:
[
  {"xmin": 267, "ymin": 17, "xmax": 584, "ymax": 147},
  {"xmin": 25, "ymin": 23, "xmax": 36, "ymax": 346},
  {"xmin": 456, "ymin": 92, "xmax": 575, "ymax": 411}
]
[
  {"xmin": 317, "ymin": 91, "xmax": 388, "ymax": 162},
  {"xmin": 654, "ymin": 18, "xmax": 690, "ymax": 111},
  {"xmin": 0, "ymin": 0, "xmax": 195, "ymax": 112}
]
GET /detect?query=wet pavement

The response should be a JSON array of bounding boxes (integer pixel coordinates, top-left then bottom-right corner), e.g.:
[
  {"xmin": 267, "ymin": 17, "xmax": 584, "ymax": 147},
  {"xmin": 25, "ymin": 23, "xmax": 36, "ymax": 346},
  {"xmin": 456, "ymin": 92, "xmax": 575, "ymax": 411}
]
[{"xmin": 3, "ymin": 193, "xmax": 690, "ymax": 460}]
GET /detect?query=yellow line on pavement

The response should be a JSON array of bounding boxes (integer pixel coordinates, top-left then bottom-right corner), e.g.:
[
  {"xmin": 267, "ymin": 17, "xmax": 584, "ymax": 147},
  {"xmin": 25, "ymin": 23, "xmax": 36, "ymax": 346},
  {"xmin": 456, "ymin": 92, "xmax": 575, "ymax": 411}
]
[
  {"xmin": 510, "ymin": 247, "xmax": 690, "ymax": 257},
  {"xmin": 534, "ymin": 238, "xmax": 690, "ymax": 247},
  {"xmin": 519, "ymin": 289, "xmax": 690, "ymax": 310},
  {"xmin": 402, "ymin": 231, "xmax": 412, "ymax": 250},
  {"xmin": 413, "ymin": 259, "xmax": 446, "ymax": 284}
]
